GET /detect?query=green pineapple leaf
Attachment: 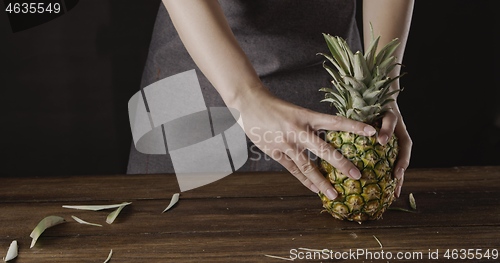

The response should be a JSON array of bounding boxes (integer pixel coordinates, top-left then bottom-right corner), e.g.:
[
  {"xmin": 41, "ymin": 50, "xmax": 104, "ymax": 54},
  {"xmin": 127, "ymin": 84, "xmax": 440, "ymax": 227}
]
[
  {"xmin": 375, "ymin": 38, "xmax": 400, "ymax": 67},
  {"xmin": 364, "ymin": 35, "xmax": 380, "ymax": 72},
  {"xmin": 322, "ymin": 34, "xmax": 351, "ymax": 75}
]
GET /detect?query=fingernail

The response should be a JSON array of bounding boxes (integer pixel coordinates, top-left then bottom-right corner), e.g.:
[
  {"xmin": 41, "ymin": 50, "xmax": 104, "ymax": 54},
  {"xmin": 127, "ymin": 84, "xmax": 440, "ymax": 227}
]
[
  {"xmin": 326, "ymin": 189, "xmax": 337, "ymax": 200},
  {"xmin": 364, "ymin": 126, "xmax": 376, "ymax": 136},
  {"xmin": 379, "ymin": 134, "xmax": 388, "ymax": 145},
  {"xmin": 310, "ymin": 184, "xmax": 319, "ymax": 193},
  {"xmin": 349, "ymin": 168, "xmax": 361, "ymax": 180},
  {"xmin": 395, "ymin": 185, "xmax": 402, "ymax": 198}
]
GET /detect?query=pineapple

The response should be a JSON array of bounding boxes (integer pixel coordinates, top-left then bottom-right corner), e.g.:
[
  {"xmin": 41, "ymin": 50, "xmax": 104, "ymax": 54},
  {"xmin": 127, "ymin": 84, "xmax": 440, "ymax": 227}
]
[{"xmin": 317, "ymin": 31, "xmax": 403, "ymax": 222}]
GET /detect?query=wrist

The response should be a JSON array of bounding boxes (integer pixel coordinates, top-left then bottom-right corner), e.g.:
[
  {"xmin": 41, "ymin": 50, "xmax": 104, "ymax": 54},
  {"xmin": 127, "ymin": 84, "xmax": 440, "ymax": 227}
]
[{"xmin": 222, "ymin": 82, "xmax": 270, "ymax": 111}]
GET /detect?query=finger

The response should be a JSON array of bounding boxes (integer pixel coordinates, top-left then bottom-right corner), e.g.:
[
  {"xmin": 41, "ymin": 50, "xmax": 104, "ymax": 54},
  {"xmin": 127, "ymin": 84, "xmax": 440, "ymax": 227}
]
[
  {"xmin": 266, "ymin": 149, "xmax": 320, "ymax": 193},
  {"xmin": 259, "ymin": 146, "xmax": 316, "ymax": 191},
  {"xmin": 297, "ymin": 131, "xmax": 362, "ymax": 181},
  {"xmin": 307, "ymin": 111, "xmax": 376, "ymax": 137},
  {"xmin": 286, "ymin": 149, "xmax": 338, "ymax": 200},
  {"xmin": 378, "ymin": 110, "xmax": 398, "ymax": 145},
  {"xmin": 393, "ymin": 123, "xmax": 412, "ymax": 198}
]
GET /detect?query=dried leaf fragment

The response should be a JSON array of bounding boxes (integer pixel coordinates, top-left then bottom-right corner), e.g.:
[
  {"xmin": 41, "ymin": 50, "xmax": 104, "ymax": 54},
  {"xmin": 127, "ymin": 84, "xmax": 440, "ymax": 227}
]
[
  {"xmin": 409, "ymin": 193, "xmax": 417, "ymax": 210},
  {"xmin": 106, "ymin": 203, "xmax": 131, "ymax": 224},
  {"xmin": 264, "ymin": 254, "xmax": 294, "ymax": 261},
  {"xmin": 30, "ymin": 215, "xmax": 66, "ymax": 248},
  {"xmin": 103, "ymin": 249, "xmax": 113, "ymax": 263},
  {"xmin": 71, "ymin": 215, "xmax": 103, "ymax": 227},
  {"xmin": 162, "ymin": 193, "xmax": 180, "ymax": 213},
  {"xmin": 298, "ymin": 248, "xmax": 326, "ymax": 253},
  {"xmin": 388, "ymin": 207, "xmax": 417, "ymax": 213},
  {"xmin": 373, "ymin": 235, "xmax": 383, "ymax": 248},
  {"xmin": 62, "ymin": 202, "xmax": 132, "ymax": 211},
  {"xmin": 3, "ymin": 240, "xmax": 18, "ymax": 262},
  {"xmin": 63, "ymin": 202, "xmax": 131, "ymax": 224}
]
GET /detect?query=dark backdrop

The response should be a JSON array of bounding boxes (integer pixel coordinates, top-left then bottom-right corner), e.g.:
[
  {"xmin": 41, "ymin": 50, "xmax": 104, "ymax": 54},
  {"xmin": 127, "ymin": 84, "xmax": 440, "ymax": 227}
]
[{"xmin": 0, "ymin": 0, "xmax": 498, "ymax": 177}]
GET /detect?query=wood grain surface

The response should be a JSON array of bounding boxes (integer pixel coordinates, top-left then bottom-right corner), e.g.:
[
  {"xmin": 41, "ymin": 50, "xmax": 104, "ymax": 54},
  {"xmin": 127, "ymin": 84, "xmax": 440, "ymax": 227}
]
[{"xmin": 0, "ymin": 166, "xmax": 499, "ymax": 262}]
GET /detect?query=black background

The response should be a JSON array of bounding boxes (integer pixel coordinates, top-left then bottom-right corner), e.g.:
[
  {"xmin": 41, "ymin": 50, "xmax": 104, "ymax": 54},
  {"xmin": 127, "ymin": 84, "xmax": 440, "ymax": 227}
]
[{"xmin": 0, "ymin": 0, "xmax": 498, "ymax": 177}]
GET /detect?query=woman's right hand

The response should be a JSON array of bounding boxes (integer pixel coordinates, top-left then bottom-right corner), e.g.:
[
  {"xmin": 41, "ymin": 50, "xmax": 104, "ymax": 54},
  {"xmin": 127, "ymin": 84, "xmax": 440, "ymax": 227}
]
[{"xmin": 230, "ymin": 86, "xmax": 377, "ymax": 200}]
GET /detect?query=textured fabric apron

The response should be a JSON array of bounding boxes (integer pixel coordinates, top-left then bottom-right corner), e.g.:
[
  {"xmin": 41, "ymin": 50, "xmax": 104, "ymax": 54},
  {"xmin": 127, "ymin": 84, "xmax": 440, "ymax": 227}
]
[{"xmin": 127, "ymin": 0, "xmax": 362, "ymax": 174}]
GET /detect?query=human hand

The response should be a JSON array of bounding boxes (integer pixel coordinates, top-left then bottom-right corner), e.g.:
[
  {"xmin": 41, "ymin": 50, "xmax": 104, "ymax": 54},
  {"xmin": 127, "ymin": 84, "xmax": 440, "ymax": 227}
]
[
  {"xmin": 377, "ymin": 99, "xmax": 412, "ymax": 198},
  {"xmin": 230, "ymin": 87, "xmax": 378, "ymax": 200}
]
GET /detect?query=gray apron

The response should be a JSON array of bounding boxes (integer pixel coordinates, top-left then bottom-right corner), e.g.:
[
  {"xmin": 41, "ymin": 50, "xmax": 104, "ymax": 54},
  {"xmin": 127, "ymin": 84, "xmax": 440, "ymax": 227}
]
[{"xmin": 127, "ymin": 0, "xmax": 362, "ymax": 174}]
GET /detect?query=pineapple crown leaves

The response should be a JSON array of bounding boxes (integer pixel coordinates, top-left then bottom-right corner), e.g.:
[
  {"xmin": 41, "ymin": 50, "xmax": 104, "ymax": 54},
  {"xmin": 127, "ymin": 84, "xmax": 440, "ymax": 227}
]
[{"xmin": 318, "ymin": 32, "xmax": 404, "ymax": 125}]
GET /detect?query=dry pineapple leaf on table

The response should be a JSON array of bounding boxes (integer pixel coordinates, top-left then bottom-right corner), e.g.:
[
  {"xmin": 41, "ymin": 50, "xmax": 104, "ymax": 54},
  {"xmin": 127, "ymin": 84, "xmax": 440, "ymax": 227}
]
[
  {"xmin": 298, "ymin": 248, "xmax": 326, "ymax": 253},
  {"xmin": 62, "ymin": 202, "xmax": 132, "ymax": 211},
  {"xmin": 3, "ymin": 240, "xmax": 18, "ymax": 262},
  {"xmin": 388, "ymin": 193, "xmax": 418, "ymax": 213},
  {"xmin": 388, "ymin": 207, "xmax": 417, "ymax": 213},
  {"xmin": 162, "ymin": 193, "xmax": 180, "ymax": 213},
  {"xmin": 30, "ymin": 215, "xmax": 66, "ymax": 248},
  {"xmin": 103, "ymin": 249, "xmax": 113, "ymax": 263},
  {"xmin": 71, "ymin": 215, "xmax": 103, "ymax": 227},
  {"xmin": 264, "ymin": 254, "xmax": 294, "ymax": 261},
  {"xmin": 409, "ymin": 193, "xmax": 417, "ymax": 210},
  {"xmin": 106, "ymin": 203, "xmax": 130, "ymax": 224},
  {"xmin": 62, "ymin": 202, "xmax": 132, "ymax": 224},
  {"xmin": 373, "ymin": 235, "xmax": 383, "ymax": 248}
]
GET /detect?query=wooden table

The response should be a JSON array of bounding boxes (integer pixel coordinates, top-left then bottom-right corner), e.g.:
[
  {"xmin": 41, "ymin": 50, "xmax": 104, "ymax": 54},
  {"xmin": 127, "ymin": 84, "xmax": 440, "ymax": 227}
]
[{"xmin": 1, "ymin": 166, "xmax": 499, "ymax": 262}]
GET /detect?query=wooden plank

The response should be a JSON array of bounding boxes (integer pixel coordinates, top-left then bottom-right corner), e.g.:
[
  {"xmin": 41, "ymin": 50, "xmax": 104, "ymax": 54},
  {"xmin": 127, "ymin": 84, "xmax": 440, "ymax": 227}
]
[
  {"xmin": 0, "ymin": 189, "xmax": 498, "ymax": 238},
  {"xmin": 1, "ymin": 226, "xmax": 498, "ymax": 262},
  {"xmin": 1, "ymin": 166, "xmax": 499, "ymax": 202}
]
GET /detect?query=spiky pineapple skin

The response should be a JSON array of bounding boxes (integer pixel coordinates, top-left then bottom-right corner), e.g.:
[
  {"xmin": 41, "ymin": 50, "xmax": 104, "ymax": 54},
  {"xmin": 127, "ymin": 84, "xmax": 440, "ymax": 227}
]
[{"xmin": 318, "ymin": 130, "xmax": 398, "ymax": 222}]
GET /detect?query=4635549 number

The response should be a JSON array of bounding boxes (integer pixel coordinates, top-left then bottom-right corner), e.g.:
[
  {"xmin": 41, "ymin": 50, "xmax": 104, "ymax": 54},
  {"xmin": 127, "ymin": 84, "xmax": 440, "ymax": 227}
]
[
  {"xmin": 443, "ymin": 249, "xmax": 498, "ymax": 260},
  {"xmin": 5, "ymin": 2, "xmax": 61, "ymax": 14}
]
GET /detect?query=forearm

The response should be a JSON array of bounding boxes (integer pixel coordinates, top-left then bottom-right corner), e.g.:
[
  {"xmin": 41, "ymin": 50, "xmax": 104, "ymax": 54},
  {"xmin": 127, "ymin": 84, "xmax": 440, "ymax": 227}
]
[
  {"xmin": 161, "ymin": 0, "xmax": 264, "ymax": 109},
  {"xmin": 363, "ymin": 0, "xmax": 414, "ymax": 79}
]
